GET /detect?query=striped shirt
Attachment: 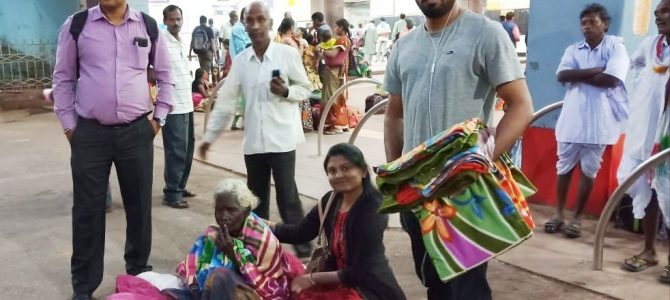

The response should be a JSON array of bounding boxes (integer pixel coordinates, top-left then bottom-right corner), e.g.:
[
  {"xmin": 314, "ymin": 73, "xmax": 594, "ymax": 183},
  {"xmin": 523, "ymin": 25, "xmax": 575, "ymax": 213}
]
[{"xmin": 164, "ymin": 29, "xmax": 194, "ymax": 114}]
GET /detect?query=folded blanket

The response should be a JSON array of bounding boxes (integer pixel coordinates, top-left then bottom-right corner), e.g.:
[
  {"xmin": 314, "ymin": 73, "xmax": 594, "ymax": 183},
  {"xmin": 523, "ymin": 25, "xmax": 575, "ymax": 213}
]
[{"xmin": 375, "ymin": 119, "xmax": 536, "ymax": 281}]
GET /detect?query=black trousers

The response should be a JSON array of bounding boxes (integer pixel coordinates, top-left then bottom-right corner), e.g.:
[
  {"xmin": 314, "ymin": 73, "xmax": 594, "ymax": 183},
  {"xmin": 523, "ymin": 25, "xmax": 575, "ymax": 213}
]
[
  {"xmin": 244, "ymin": 151, "xmax": 311, "ymax": 255},
  {"xmin": 400, "ymin": 211, "xmax": 492, "ymax": 300},
  {"xmin": 70, "ymin": 117, "xmax": 154, "ymax": 294},
  {"xmin": 162, "ymin": 112, "xmax": 195, "ymax": 203}
]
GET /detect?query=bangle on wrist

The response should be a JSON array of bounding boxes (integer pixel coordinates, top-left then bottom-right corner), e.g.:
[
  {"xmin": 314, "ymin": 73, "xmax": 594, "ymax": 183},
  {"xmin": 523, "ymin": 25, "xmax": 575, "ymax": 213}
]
[
  {"xmin": 64, "ymin": 128, "xmax": 73, "ymax": 134},
  {"xmin": 308, "ymin": 273, "xmax": 316, "ymax": 287}
]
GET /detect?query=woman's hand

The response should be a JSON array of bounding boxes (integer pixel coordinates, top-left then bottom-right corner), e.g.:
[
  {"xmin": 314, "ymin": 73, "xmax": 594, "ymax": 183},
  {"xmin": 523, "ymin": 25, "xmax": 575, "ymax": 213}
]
[
  {"xmin": 290, "ymin": 274, "xmax": 315, "ymax": 294},
  {"xmin": 215, "ymin": 225, "xmax": 236, "ymax": 261}
]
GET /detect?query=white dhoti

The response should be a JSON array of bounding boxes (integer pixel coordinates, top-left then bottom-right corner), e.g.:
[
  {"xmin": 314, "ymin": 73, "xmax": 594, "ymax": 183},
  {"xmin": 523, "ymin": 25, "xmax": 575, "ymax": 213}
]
[
  {"xmin": 616, "ymin": 155, "xmax": 654, "ymax": 220},
  {"xmin": 653, "ymin": 167, "xmax": 670, "ymax": 228},
  {"xmin": 556, "ymin": 142, "xmax": 606, "ymax": 179},
  {"xmin": 652, "ymin": 110, "xmax": 670, "ymax": 227}
]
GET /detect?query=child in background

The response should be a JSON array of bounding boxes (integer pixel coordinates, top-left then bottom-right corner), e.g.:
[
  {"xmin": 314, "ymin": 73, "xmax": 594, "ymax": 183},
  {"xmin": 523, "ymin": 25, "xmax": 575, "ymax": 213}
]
[
  {"xmin": 317, "ymin": 29, "xmax": 336, "ymax": 51},
  {"xmin": 192, "ymin": 68, "xmax": 211, "ymax": 110}
]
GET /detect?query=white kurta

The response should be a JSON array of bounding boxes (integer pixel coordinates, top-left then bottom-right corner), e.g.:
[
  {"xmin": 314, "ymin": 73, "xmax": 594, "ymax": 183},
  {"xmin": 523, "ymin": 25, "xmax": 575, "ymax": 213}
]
[{"xmin": 617, "ymin": 34, "xmax": 670, "ymax": 220}]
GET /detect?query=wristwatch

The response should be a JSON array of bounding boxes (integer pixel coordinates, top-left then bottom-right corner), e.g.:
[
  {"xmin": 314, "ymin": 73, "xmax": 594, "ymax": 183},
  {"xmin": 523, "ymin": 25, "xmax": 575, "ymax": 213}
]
[{"xmin": 153, "ymin": 117, "xmax": 166, "ymax": 127}]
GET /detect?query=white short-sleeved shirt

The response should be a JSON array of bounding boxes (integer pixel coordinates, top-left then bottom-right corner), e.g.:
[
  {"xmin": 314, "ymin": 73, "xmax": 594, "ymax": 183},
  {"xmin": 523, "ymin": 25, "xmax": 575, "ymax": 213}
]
[
  {"xmin": 164, "ymin": 30, "xmax": 194, "ymax": 114},
  {"xmin": 377, "ymin": 22, "xmax": 391, "ymax": 40},
  {"xmin": 203, "ymin": 42, "xmax": 312, "ymax": 155},
  {"xmin": 555, "ymin": 35, "xmax": 630, "ymax": 145}
]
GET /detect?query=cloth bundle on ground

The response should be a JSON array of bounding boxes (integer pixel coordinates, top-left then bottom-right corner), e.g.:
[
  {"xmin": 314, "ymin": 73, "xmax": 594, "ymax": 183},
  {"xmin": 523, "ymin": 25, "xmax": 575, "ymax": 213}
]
[
  {"xmin": 375, "ymin": 119, "xmax": 536, "ymax": 281},
  {"xmin": 107, "ymin": 275, "xmax": 172, "ymax": 300}
]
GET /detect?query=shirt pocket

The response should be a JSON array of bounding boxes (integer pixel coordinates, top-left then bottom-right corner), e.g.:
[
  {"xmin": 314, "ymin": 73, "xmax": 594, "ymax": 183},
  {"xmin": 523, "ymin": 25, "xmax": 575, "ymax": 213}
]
[{"xmin": 133, "ymin": 44, "xmax": 150, "ymax": 70}]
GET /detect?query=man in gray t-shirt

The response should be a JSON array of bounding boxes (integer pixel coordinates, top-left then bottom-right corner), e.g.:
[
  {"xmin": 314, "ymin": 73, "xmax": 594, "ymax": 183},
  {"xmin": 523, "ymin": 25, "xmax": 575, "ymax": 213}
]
[{"xmin": 383, "ymin": 1, "xmax": 533, "ymax": 299}]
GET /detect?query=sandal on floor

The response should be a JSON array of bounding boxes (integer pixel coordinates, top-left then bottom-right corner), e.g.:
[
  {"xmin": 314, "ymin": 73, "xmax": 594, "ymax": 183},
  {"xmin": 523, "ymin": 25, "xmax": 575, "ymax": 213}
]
[
  {"xmin": 660, "ymin": 266, "xmax": 670, "ymax": 284},
  {"xmin": 562, "ymin": 221, "xmax": 581, "ymax": 238},
  {"xmin": 544, "ymin": 217, "xmax": 564, "ymax": 234},
  {"xmin": 182, "ymin": 190, "xmax": 197, "ymax": 198},
  {"xmin": 621, "ymin": 255, "xmax": 658, "ymax": 272},
  {"xmin": 162, "ymin": 200, "xmax": 189, "ymax": 209}
]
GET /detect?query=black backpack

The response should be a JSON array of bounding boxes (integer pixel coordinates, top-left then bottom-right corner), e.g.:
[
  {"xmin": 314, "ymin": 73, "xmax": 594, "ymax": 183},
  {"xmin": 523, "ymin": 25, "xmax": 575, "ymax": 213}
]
[
  {"xmin": 191, "ymin": 25, "xmax": 210, "ymax": 55},
  {"xmin": 69, "ymin": 9, "xmax": 159, "ymax": 80}
]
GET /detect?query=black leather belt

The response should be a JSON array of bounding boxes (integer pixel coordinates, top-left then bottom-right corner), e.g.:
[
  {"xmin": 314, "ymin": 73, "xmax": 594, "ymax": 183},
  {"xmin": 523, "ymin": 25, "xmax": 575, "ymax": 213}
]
[{"xmin": 79, "ymin": 112, "xmax": 150, "ymax": 128}]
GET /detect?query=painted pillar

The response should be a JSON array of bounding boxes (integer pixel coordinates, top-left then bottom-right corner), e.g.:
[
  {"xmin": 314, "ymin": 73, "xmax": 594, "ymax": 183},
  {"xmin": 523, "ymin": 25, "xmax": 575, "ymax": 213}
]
[{"xmin": 311, "ymin": 0, "xmax": 344, "ymax": 26}]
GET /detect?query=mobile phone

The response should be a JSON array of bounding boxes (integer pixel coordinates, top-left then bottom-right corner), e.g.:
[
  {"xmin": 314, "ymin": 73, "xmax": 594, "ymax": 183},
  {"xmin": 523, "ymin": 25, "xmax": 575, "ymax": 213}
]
[
  {"xmin": 133, "ymin": 37, "xmax": 148, "ymax": 47},
  {"xmin": 272, "ymin": 69, "xmax": 280, "ymax": 78}
]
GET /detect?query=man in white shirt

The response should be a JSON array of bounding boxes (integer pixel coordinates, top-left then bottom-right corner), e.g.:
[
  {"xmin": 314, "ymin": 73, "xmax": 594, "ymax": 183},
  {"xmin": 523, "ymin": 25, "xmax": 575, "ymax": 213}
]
[
  {"xmin": 220, "ymin": 10, "xmax": 238, "ymax": 42},
  {"xmin": 199, "ymin": 1, "xmax": 313, "ymax": 257},
  {"xmin": 375, "ymin": 17, "xmax": 391, "ymax": 62},
  {"xmin": 619, "ymin": 0, "xmax": 670, "ymax": 277},
  {"xmin": 545, "ymin": 4, "xmax": 629, "ymax": 238},
  {"xmin": 162, "ymin": 5, "xmax": 196, "ymax": 208},
  {"xmin": 391, "ymin": 13, "xmax": 407, "ymax": 43},
  {"xmin": 362, "ymin": 20, "xmax": 377, "ymax": 64}
]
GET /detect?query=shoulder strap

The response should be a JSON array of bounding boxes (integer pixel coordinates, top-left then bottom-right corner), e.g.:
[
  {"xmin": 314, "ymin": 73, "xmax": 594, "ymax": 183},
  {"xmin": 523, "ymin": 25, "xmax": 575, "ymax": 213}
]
[
  {"xmin": 141, "ymin": 12, "xmax": 158, "ymax": 67},
  {"xmin": 69, "ymin": 10, "xmax": 88, "ymax": 42},
  {"xmin": 317, "ymin": 192, "xmax": 336, "ymax": 237},
  {"xmin": 69, "ymin": 10, "xmax": 89, "ymax": 79}
]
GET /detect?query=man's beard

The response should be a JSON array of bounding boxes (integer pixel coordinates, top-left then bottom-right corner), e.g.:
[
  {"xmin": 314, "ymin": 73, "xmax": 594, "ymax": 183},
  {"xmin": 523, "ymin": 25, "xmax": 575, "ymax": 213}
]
[{"xmin": 418, "ymin": 2, "xmax": 452, "ymax": 19}]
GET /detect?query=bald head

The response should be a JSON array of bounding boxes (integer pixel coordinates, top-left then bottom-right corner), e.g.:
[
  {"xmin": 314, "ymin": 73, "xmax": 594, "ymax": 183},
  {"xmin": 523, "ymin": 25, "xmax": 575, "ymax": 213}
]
[
  {"xmin": 245, "ymin": 1, "xmax": 271, "ymax": 47},
  {"xmin": 246, "ymin": 1, "xmax": 270, "ymax": 19}
]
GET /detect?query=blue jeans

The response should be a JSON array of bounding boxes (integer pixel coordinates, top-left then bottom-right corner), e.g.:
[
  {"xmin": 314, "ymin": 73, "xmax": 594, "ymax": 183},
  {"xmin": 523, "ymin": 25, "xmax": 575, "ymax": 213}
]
[
  {"xmin": 162, "ymin": 112, "xmax": 195, "ymax": 203},
  {"xmin": 400, "ymin": 211, "xmax": 492, "ymax": 300}
]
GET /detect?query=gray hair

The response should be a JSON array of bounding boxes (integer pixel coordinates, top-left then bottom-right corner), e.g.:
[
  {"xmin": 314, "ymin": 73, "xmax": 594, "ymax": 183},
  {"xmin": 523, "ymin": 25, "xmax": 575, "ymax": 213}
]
[{"xmin": 214, "ymin": 178, "xmax": 259, "ymax": 209}]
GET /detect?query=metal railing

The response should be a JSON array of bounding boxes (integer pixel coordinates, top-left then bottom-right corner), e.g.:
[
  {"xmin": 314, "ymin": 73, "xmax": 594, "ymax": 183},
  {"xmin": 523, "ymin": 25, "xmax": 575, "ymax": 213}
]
[
  {"xmin": 317, "ymin": 78, "xmax": 383, "ymax": 156},
  {"xmin": 348, "ymin": 98, "xmax": 388, "ymax": 144},
  {"xmin": 0, "ymin": 41, "xmax": 56, "ymax": 90},
  {"xmin": 593, "ymin": 148, "xmax": 670, "ymax": 270},
  {"xmin": 347, "ymin": 99, "xmax": 565, "ymax": 146}
]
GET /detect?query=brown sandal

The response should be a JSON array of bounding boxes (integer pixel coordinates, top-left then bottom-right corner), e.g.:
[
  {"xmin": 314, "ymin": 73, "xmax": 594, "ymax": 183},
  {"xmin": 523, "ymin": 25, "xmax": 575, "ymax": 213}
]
[{"xmin": 621, "ymin": 255, "xmax": 659, "ymax": 272}]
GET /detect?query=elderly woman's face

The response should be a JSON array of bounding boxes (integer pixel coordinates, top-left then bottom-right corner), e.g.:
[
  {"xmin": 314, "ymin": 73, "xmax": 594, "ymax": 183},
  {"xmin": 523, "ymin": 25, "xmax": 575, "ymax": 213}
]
[{"xmin": 215, "ymin": 193, "xmax": 249, "ymax": 235}]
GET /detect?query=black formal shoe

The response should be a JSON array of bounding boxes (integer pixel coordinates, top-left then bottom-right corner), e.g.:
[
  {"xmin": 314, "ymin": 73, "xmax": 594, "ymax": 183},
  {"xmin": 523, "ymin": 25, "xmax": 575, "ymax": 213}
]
[
  {"xmin": 182, "ymin": 190, "xmax": 197, "ymax": 198},
  {"xmin": 72, "ymin": 293, "xmax": 91, "ymax": 300}
]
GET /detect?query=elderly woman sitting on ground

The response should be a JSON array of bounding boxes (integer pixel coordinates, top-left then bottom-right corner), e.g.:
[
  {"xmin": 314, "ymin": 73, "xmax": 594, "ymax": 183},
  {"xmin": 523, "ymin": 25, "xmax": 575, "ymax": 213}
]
[{"xmin": 172, "ymin": 178, "xmax": 304, "ymax": 299}]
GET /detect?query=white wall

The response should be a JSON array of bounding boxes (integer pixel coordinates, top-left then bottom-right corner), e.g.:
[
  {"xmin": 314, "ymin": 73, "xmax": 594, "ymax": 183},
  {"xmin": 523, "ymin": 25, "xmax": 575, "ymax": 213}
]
[{"xmin": 368, "ymin": 0, "xmax": 478, "ymax": 18}]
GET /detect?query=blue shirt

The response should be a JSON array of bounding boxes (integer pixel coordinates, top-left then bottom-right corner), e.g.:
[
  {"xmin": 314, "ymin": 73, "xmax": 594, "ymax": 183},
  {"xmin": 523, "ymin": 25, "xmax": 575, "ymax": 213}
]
[
  {"xmin": 555, "ymin": 35, "xmax": 630, "ymax": 145},
  {"xmin": 230, "ymin": 22, "xmax": 251, "ymax": 58}
]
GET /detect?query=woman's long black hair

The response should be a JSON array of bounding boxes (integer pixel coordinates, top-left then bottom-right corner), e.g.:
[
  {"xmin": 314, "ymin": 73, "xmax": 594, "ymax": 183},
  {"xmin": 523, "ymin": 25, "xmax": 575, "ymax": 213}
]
[
  {"xmin": 335, "ymin": 18, "xmax": 351, "ymax": 38},
  {"xmin": 193, "ymin": 68, "xmax": 206, "ymax": 86}
]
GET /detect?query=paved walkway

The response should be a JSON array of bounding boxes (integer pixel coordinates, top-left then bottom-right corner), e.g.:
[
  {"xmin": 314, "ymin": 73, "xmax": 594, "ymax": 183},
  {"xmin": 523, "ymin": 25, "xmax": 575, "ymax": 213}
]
[
  {"xmin": 180, "ymin": 83, "xmax": 669, "ymax": 299},
  {"xmin": 0, "ymin": 105, "xmax": 666, "ymax": 299}
]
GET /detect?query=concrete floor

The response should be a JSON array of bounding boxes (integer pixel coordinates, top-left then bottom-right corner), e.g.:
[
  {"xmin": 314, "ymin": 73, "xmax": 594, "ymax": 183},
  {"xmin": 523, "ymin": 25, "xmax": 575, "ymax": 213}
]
[{"xmin": 0, "ymin": 106, "xmax": 667, "ymax": 299}]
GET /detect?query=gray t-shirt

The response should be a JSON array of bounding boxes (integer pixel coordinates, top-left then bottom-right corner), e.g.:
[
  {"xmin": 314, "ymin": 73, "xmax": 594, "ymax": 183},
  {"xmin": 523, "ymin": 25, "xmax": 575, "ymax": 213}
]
[{"xmin": 384, "ymin": 12, "xmax": 524, "ymax": 153}]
